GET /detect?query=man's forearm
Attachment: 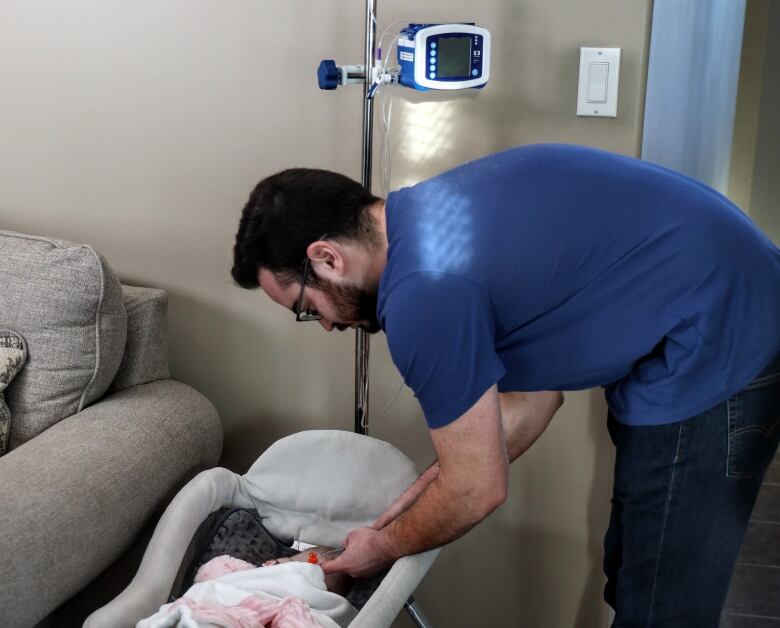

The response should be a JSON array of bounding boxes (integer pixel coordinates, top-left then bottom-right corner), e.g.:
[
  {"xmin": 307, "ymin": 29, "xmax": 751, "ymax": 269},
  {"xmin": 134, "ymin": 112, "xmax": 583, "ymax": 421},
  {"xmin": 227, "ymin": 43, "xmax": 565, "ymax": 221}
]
[
  {"xmin": 377, "ymin": 458, "xmax": 507, "ymax": 559},
  {"xmin": 372, "ymin": 460, "xmax": 439, "ymax": 530},
  {"xmin": 323, "ymin": 385, "xmax": 511, "ymax": 577},
  {"xmin": 373, "ymin": 391, "xmax": 562, "ymax": 533}
]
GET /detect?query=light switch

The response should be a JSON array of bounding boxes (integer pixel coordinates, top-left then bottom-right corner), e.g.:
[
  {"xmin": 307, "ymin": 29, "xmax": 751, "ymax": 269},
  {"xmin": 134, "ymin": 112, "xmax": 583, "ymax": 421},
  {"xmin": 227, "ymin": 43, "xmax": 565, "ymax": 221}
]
[
  {"xmin": 587, "ymin": 62, "xmax": 608, "ymax": 103},
  {"xmin": 577, "ymin": 47, "xmax": 621, "ymax": 117}
]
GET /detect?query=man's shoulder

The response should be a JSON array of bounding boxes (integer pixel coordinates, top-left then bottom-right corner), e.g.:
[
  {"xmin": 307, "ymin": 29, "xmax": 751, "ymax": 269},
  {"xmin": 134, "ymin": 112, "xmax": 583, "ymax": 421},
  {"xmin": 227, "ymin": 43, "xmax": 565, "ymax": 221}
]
[
  {"xmin": 381, "ymin": 269, "xmax": 484, "ymax": 299},
  {"xmin": 378, "ymin": 270, "xmax": 489, "ymax": 329},
  {"xmin": 378, "ymin": 270, "xmax": 441, "ymax": 312}
]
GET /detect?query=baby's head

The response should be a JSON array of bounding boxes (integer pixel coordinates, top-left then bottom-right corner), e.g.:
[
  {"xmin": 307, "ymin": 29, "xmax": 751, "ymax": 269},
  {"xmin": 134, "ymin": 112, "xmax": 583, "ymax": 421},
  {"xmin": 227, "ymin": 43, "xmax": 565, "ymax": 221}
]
[{"xmin": 194, "ymin": 555, "xmax": 257, "ymax": 582}]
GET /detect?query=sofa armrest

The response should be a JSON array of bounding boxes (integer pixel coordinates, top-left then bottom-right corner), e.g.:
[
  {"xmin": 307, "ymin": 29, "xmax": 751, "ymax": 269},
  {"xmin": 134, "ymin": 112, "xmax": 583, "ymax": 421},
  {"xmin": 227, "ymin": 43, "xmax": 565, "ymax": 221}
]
[{"xmin": 0, "ymin": 379, "xmax": 222, "ymax": 628}]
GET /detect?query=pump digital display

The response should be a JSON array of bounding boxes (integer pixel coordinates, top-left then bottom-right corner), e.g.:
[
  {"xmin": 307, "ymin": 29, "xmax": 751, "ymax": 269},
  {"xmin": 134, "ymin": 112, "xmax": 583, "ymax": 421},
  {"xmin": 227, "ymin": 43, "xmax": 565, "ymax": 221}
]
[{"xmin": 436, "ymin": 37, "xmax": 472, "ymax": 78}]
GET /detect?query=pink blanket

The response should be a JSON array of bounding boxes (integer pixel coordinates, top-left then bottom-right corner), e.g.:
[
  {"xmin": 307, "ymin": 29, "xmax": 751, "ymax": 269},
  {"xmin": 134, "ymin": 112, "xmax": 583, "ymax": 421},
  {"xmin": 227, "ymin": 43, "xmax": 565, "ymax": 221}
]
[
  {"xmin": 169, "ymin": 595, "xmax": 321, "ymax": 628},
  {"xmin": 137, "ymin": 556, "xmax": 355, "ymax": 628}
]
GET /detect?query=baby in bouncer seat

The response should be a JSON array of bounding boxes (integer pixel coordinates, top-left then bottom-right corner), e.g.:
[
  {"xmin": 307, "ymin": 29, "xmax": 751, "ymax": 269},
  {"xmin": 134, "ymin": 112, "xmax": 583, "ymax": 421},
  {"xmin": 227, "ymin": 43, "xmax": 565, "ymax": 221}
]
[
  {"xmin": 197, "ymin": 545, "xmax": 352, "ymax": 594},
  {"xmin": 140, "ymin": 546, "xmax": 358, "ymax": 628}
]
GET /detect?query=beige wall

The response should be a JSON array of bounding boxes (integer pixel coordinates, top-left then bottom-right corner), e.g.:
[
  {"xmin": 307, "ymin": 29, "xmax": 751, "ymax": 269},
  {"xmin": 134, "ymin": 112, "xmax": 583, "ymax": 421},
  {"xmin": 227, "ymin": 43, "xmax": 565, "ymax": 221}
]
[
  {"xmin": 730, "ymin": 0, "xmax": 780, "ymax": 244},
  {"xmin": 749, "ymin": 0, "xmax": 780, "ymax": 242},
  {"xmin": 729, "ymin": 0, "xmax": 769, "ymax": 212},
  {"xmin": 0, "ymin": 1, "xmax": 652, "ymax": 626}
]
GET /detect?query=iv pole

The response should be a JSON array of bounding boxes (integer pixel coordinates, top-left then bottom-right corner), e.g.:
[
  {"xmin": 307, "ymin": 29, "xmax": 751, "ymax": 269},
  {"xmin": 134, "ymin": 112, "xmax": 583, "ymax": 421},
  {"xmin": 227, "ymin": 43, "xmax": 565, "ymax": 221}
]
[
  {"xmin": 355, "ymin": 0, "xmax": 376, "ymax": 436},
  {"xmin": 351, "ymin": 6, "xmax": 433, "ymax": 625}
]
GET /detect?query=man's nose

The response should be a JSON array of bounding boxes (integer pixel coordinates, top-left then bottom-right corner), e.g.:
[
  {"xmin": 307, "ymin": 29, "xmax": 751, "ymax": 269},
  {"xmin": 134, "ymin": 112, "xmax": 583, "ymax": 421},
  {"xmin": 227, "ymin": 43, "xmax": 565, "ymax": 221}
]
[{"xmin": 319, "ymin": 319, "xmax": 334, "ymax": 332}]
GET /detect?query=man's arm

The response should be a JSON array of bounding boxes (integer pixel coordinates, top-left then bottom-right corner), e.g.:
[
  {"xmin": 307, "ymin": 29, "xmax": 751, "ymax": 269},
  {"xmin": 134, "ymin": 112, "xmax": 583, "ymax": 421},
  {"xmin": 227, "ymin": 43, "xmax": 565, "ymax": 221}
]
[
  {"xmin": 500, "ymin": 390, "xmax": 563, "ymax": 461},
  {"xmin": 371, "ymin": 460, "xmax": 439, "ymax": 531},
  {"xmin": 324, "ymin": 384, "xmax": 508, "ymax": 577},
  {"xmin": 369, "ymin": 390, "xmax": 563, "ymax": 531}
]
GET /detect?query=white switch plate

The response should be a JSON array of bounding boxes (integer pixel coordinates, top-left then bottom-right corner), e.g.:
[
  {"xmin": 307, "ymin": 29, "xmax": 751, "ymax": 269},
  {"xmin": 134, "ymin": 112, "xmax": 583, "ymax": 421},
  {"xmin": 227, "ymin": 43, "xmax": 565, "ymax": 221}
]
[{"xmin": 577, "ymin": 47, "xmax": 621, "ymax": 117}]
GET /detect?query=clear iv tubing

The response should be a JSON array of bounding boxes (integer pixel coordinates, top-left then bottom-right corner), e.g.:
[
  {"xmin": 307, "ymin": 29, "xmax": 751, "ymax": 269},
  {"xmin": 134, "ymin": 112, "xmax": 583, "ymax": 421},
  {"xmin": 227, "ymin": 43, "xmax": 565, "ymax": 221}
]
[
  {"xmin": 370, "ymin": 69, "xmax": 404, "ymax": 425},
  {"xmin": 371, "ymin": 14, "xmax": 402, "ymax": 194},
  {"xmin": 365, "ymin": 82, "xmax": 404, "ymax": 427}
]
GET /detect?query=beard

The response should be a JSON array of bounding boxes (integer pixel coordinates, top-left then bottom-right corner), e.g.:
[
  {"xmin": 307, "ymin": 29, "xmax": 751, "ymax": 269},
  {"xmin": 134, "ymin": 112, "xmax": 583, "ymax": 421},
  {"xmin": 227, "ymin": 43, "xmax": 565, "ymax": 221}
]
[{"xmin": 317, "ymin": 278, "xmax": 381, "ymax": 334}]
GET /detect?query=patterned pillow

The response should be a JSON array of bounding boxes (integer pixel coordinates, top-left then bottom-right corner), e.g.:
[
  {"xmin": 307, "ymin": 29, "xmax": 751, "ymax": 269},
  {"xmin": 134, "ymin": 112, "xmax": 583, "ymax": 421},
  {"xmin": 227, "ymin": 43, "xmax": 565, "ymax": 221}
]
[{"xmin": 0, "ymin": 330, "xmax": 27, "ymax": 456}]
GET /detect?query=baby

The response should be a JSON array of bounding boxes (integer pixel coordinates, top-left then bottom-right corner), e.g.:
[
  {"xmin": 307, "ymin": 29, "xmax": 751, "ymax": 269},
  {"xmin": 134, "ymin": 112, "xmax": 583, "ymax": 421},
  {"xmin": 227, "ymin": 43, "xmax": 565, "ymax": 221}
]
[
  {"xmin": 195, "ymin": 546, "xmax": 353, "ymax": 595},
  {"xmin": 147, "ymin": 546, "xmax": 356, "ymax": 628}
]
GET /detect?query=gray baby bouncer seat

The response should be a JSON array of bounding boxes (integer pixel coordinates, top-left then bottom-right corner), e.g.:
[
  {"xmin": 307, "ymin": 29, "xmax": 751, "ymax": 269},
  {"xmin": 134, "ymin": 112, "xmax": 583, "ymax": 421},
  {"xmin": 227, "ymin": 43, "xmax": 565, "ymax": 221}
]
[{"xmin": 86, "ymin": 430, "xmax": 438, "ymax": 627}]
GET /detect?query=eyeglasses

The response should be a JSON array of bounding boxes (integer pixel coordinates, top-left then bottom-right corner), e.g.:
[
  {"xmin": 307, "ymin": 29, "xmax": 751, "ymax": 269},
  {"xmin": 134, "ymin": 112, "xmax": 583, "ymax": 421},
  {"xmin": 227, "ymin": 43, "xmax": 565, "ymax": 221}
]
[
  {"xmin": 295, "ymin": 255, "xmax": 322, "ymax": 322},
  {"xmin": 295, "ymin": 234, "xmax": 328, "ymax": 322}
]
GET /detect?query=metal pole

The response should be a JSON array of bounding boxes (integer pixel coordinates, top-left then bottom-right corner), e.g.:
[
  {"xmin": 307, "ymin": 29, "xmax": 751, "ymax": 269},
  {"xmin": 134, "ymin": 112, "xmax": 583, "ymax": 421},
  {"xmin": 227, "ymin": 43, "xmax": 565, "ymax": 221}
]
[
  {"xmin": 355, "ymin": 12, "xmax": 434, "ymax": 626},
  {"xmin": 355, "ymin": 0, "xmax": 376, "ymax": 435},
  {"xmin": 405, "ymin": 596, "xmax": 434, "ymax": 628}
]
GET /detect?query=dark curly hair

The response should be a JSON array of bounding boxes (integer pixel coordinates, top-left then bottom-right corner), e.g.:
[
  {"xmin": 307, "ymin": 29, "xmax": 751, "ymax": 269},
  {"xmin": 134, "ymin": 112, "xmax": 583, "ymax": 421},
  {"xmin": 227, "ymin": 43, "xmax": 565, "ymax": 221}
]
[{"xmin": 231, "ymin": 168, "xmax": 381, "ymax": 289}]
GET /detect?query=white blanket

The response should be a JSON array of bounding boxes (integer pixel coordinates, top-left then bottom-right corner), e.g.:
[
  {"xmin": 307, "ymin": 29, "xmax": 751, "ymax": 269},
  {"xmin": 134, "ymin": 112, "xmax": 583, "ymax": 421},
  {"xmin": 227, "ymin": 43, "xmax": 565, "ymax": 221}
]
[{"xmin": 137, "ymin": 562, "xmax": 357, "ymax": 628}]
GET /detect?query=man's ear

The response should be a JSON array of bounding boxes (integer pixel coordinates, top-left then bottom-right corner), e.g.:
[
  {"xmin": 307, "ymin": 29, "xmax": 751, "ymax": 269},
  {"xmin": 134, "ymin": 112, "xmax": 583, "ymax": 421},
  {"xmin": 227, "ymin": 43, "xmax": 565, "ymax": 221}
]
[{"xmin": 307, "ymin": 240, "xmax": 345, "ymax": 281}]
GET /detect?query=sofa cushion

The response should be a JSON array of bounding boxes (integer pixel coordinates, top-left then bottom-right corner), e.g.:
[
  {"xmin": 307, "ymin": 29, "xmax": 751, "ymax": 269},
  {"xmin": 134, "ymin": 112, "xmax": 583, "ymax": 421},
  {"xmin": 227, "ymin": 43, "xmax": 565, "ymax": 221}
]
[
  {"xmin": 0, "ymin": 230, "xmax": 127, "ymax": 449},
  {"xmin": 0, "ymin": 330, "xmax": 27, "ymax": 456}
]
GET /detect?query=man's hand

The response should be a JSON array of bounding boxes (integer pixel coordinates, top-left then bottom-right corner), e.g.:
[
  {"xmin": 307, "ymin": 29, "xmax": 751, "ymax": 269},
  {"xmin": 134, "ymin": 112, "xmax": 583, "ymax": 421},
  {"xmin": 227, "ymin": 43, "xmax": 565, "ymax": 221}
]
[{"xmin": 320, "ymin": 527, "xmax": 394, "ymax": 579}]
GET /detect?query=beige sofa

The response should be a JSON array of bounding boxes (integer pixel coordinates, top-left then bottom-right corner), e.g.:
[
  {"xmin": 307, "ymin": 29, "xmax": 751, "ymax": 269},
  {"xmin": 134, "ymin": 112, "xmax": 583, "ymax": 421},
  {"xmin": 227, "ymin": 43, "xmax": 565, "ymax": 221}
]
[{"xmin": 0, "ymin": 229, "xmax": 223, "ymax": 627}]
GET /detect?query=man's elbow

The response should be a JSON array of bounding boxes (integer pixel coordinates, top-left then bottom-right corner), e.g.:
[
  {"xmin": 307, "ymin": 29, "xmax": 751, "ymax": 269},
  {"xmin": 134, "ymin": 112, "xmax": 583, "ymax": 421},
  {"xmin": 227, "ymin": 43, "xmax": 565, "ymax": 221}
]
[
  {"xmin": 486, "ymin": 482, "xmax": 508, "ymax": 515},
  {"xmin": 476, "ymin": 475, "xmax": 508, "ymax": 518}
]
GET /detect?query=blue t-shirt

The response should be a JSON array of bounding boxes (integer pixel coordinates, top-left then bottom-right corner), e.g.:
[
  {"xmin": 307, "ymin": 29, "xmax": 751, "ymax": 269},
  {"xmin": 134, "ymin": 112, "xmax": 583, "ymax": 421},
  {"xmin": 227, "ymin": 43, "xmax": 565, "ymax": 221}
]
[{"xmin": 377, "ymin": 144, "xmax": 780, "ymax": 428}]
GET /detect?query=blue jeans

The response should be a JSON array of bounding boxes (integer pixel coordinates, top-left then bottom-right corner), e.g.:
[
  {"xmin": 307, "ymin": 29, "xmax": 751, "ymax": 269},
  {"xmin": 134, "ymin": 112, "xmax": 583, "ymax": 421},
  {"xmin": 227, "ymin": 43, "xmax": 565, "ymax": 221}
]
[{"xmin": 604, "ymin": 352, "xmax": 780, "ymax": 627}]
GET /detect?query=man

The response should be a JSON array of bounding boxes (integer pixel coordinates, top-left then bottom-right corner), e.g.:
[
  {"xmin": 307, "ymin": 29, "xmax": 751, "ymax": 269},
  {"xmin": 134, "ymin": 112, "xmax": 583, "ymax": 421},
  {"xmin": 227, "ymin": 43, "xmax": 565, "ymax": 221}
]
[{"xmin": 232, "ymin": 143, "xmax": 780, "ymax": 626}]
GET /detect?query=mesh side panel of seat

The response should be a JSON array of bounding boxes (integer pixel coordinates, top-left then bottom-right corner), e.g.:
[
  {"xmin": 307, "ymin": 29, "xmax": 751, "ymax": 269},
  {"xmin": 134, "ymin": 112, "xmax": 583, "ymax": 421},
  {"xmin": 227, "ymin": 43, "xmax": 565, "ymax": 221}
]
[
  {"xmin": 169, "ymin": 508, "xmax": 228, "ymax": 600},
  {"xmin": 170, "ymin": 508, "xmax": 297, "ymax": 600}
]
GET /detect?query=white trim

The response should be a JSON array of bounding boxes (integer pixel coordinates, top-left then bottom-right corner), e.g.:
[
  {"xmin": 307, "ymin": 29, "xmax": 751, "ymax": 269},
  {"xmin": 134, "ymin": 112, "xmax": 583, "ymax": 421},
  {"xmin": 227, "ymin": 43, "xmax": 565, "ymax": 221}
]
[{"xmin": 642, "ymin": 0, "xmax": 746, "ymax": 192}]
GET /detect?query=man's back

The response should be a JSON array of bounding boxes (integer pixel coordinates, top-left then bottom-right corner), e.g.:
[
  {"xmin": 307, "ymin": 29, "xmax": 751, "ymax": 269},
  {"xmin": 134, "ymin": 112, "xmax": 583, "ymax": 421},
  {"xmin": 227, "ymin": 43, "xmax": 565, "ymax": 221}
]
[{"xmin": 378, "ymin": 144, "xmax": 780, "ymax": 427}]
